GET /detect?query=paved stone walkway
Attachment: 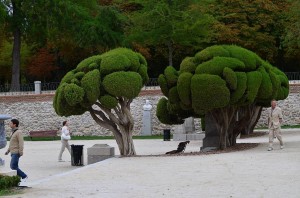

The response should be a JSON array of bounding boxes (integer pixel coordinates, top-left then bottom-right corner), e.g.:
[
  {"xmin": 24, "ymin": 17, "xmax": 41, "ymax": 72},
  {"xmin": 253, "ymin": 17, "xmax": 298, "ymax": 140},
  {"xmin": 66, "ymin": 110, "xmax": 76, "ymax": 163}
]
[{"xmin": 1, "ymin": 129, "xmax": 300, "ymax": 198}]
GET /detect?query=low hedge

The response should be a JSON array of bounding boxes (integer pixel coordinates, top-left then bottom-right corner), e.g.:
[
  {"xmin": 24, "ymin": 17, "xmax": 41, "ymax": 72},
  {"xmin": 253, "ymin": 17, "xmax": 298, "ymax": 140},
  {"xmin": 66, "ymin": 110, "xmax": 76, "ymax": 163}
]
[{"xmin": 0, "ymin": 175, "xmax": 20, "ymax": 190}]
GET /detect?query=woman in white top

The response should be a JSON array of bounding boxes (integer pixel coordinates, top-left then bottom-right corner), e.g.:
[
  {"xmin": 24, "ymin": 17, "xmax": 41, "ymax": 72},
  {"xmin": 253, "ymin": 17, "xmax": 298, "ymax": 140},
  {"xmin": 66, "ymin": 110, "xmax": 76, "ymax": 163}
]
[{"xmin": 58, "ymin": 121, "xmax": 71, "ymax": 162}]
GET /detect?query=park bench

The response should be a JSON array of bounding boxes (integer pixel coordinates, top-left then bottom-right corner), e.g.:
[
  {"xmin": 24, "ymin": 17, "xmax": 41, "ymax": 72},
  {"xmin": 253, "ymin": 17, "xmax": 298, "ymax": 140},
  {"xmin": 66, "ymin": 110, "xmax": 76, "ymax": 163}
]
[{"xmin": 29, "ymin": 130, "xmax": 58, "ymax": 140}]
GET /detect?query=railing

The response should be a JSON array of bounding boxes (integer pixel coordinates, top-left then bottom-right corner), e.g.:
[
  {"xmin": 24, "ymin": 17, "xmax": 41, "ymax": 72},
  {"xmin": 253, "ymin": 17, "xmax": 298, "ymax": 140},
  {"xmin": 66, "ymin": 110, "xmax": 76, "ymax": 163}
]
[
  {"xmin": 0, "ymin": 79, "xmax": 159, "ymax": 95},
  {"xmin": 1, "ymin": 72, "xmax": 300, "ymax": 95},
  {"xmin": 285, "ymin": 72, "xmax": 300, "ymax": 80}
]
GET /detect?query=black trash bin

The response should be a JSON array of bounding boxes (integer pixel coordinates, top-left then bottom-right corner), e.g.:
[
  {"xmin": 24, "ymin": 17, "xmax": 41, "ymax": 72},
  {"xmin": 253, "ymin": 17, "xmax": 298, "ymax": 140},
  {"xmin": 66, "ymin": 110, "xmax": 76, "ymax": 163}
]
[
  {"xmin": 71, "ymin": 144, "xmax": 84, "ymax": 166},
  {"xmin": 163, "ymin": 129, "xmax": 171, "ymax": 141}
]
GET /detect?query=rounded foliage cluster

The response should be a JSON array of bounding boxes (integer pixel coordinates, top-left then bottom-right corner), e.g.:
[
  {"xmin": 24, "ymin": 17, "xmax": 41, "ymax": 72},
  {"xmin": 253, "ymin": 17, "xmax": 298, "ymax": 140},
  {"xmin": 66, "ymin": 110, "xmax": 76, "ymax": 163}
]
[
  {"xmin": 54, "ymin": 48, "xmax": 149, "ymax": 116},
  {"xmin": 157, "ymin": 45, "xmax": 289, "ymax": 124}
]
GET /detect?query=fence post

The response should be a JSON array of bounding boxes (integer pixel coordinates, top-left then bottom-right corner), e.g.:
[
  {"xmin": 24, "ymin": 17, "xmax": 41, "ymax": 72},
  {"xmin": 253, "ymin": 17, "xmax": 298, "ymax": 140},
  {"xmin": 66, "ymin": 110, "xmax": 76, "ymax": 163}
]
[{"xmin": 34, "ymin": 81, "xmax": 41, "ymax": 94}]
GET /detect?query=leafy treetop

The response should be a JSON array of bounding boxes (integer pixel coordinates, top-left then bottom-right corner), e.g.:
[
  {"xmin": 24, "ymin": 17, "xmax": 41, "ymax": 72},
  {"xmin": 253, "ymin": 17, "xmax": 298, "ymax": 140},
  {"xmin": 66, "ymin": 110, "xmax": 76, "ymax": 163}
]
[
  {"xmin": 54, "ymin": 47, "xmax": 148, "ymax": 116},
  {"xmin": 157, "ymin": 45, "xmax": 289, "ymax": 125}
]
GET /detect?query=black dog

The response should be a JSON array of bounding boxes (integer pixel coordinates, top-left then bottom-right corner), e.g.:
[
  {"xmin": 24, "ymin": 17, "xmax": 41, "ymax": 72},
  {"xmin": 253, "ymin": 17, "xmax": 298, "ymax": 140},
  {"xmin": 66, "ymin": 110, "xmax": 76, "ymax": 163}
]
[{"xmin": 166, "ymin": 141, "xmax": 190, "ymax": 154}]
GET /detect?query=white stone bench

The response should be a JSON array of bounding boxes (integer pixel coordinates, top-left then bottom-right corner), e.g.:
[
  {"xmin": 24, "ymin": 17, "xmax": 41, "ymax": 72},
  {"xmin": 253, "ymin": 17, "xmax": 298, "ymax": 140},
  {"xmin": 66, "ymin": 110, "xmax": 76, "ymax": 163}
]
[{"xmin": 87, "ymin": 144, "xmax": 114, "ymax": 165}]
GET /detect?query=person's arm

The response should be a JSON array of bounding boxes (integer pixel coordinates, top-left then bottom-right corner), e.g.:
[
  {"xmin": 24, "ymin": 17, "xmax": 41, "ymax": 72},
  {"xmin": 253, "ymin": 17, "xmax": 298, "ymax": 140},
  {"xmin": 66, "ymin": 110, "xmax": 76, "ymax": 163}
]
[
  {"xmin": 5, "ymin": 149, "xmax": 10, "ymax": 155},
  {"xmin": 18, "ymin": 132, "xmax": 24, "ymax": 156},
  {"xmin": 279, "ymin": 109, "xmax": 283, "ymax": 124}
]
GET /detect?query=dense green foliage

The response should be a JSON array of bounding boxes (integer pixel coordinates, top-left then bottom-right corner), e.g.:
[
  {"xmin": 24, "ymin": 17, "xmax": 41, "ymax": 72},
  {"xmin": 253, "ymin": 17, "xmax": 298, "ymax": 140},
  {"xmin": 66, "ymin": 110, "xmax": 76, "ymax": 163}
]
[
  {"xmin": 157, "ymin": 45, "xmax": 289, "ymax": 124},
  {"xmin": 54, "ymin": 48, "xmax": 148, "ymax": 116},
  {"xmin": 0, "ymin": 175, "xmax": 20, "ymax": 190},
  {"xmin": 1, "ymin": 0, "xmax": 300, "ymax": 86}
]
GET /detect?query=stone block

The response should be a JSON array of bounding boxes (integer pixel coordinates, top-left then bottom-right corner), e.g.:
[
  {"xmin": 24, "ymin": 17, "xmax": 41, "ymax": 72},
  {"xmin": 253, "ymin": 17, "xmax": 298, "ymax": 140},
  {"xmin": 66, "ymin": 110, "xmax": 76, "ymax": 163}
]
[
  {"xmin": 186, "ymin": 133, "xmax": 205, "ymax": 141},
  {"xmin": 87, "ymin": 144, "xmax": 114, "ymax": 165},
  {"xmin": 173, "ymin": 134, "xmax": 187, "ymax": 141},
  {"xmin": 0, "ymin": 170, "xmax": 17, "ymax": 177},
  {"xmin": 173, "ymin": 133, "xmax": 205, "ymax": 141}
]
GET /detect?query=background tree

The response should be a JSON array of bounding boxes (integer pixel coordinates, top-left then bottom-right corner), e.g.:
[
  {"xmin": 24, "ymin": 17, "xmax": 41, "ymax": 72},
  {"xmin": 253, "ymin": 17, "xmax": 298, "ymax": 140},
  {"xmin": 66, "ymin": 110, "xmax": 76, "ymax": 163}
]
[
  {"xmin": 157, "ymin": 45, "xmax": 289, "ymax": 150},
  {"xmin": 53, "ymin": 48, "xmax": 149, "ymax": 156},
  {"xmin": 26, "ymin": 46, "xmax": 58, "ymax": 81},
  {"xmin": 0, "ymin": 0, "xmax": 125, "ymax": 88},
  {"xmin": 124, "ymin": 0, "xmax": 214, "ymax": 67},
  {"xmin": 282, "ymin": 0, "xmax": 300, "ymax": 70},
  {"xmin": 0, "ymin": 40, "xmax": 31, "ymax": 84},
  {"xmin": 209, "ymin": 0, "xmax": 291, "ymax": 70}
]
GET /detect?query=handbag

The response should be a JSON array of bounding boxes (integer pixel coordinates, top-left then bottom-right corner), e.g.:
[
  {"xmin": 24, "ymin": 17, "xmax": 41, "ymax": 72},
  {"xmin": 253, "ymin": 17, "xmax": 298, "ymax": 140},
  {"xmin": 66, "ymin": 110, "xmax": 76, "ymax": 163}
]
[{"xmin": 62, "ymin": 133, "xmax": 71, "ymax": 140}]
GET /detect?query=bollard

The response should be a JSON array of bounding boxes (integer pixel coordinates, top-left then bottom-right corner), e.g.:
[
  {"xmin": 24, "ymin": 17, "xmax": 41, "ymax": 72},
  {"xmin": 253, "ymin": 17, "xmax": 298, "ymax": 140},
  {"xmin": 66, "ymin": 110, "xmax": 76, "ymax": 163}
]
[{"xmin": 34, "ymin": 81, "xmax": 41, "ymax": 94}]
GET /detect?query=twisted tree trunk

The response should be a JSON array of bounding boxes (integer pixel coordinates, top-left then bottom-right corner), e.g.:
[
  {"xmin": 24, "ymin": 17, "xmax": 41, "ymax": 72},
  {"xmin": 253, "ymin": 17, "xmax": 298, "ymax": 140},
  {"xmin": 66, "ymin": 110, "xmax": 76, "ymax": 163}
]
[
  {"xmin": 205, "ymin": 106, "xmax": 237, "ymax": 150},
  {"xmin": 89, "ymin": 98, "xmax": 136, "ymax": 156},
  {"xmin": 203, "ymin": 104, "xmax": 264, "ymax": 151},
  {"xmin": 240, "ymin": 104, "xmax": 263, "ymax": 135}
]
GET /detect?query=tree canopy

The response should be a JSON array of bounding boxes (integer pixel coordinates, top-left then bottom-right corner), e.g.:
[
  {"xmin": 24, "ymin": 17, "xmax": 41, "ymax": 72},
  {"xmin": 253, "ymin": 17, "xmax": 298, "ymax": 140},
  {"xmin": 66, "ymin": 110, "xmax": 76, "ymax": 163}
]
[
  {"xmin": 54, "ymin": 47, "xmax": 148, "ymax": 155},
  {"xmin": 157, "ymin": 44, "xmax": 289, "ymax": 149}
]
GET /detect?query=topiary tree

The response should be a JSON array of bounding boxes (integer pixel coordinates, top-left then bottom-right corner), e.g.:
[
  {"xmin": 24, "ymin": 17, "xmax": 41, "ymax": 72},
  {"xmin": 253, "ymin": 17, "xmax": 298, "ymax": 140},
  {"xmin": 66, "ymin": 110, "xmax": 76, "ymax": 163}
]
[
  {"xmin": 157, "ymin": 45, "xmax": 289, "ymax": 150},
  {"xmin": 53, "ymin": 48, "xmax": 149, "ymax": 156}
]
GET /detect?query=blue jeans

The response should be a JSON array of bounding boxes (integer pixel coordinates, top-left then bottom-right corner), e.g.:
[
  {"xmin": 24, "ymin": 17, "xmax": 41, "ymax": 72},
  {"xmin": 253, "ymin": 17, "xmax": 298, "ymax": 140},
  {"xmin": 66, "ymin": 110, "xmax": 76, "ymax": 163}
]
[{"xmin": 10, "ymin": 153, "xmax": 27, "ymax": 179}]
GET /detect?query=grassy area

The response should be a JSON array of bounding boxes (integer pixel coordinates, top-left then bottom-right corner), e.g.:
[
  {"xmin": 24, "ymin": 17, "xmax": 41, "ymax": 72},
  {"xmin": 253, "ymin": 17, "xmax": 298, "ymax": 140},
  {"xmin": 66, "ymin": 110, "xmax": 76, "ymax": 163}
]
[
  {"xmin": 22, "ymin": 135, "xmax": 167, "ymax": 141},
  {"xmin": 0, "ymin": 189, "xmax": 20, "ymax": 196},
  {"xmin": 255, "ymin": 125, "xmax": 300, "ymax": 130},
  {"xmin": 282, "ymin": 125, "xmax": 300, "ymax": 129}
]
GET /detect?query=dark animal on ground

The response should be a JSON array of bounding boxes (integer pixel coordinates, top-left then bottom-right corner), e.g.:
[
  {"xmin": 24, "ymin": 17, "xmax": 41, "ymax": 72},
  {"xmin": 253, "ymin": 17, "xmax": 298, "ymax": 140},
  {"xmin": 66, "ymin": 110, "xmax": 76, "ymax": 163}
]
[{"xmin": 166, "ymin": 141, "xmax": 190, "ymax": 154}]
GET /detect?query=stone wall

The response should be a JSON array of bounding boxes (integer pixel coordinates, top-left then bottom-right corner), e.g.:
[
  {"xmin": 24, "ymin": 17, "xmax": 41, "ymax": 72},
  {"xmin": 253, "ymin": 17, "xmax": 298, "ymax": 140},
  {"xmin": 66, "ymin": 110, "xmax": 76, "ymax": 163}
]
[
  {"xmin": 256, "ymin": 92, "xmax": 300, "ymax": 127},
  {"xmin": 0, "ymin": 86, "xmax": 299, "ymax": 137}
]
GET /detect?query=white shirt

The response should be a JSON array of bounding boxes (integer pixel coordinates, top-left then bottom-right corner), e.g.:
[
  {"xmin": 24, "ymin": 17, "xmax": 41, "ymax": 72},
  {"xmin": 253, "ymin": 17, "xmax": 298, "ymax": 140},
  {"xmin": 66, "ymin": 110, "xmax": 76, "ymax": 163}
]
[{"xmin": 61, "ymin": 126, "xmax": 70, "ymax": 140}]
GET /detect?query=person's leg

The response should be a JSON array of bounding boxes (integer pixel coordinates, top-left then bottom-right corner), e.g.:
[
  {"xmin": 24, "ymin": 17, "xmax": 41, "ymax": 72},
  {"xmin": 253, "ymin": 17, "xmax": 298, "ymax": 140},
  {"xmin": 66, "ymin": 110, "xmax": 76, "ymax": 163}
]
[
  {"xmin": 275, "ymin": 128, "xmax": 284, "ymax": 147},
  {"xmin": 58, "ymin": 140, "xmax": 67, "ymax": 160},
  {"xmin": 268, "ymin": 129, "xmax": 274, "ymax": 150},
  {"xmin": 10, "ymin": 154, "xmax": 27, "ymax": 179},
  {"xmin": 66, "ymin": 140, "xmax": 71, "ymax": 155}
]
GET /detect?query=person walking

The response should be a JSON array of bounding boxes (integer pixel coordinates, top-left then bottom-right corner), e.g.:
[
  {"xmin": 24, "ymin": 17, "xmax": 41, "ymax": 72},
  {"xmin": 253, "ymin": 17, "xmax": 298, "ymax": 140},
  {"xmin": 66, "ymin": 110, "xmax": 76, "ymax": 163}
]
[
  {"xmin": 58, "ymin": 120, "xmax": 71, "ymax": 162},
  {"xmin": 267, "ymin": 100, "xmax": 284, "ymax": 151},
  {"xmin": 5, "ymin": 119, "xmax": 28, "ymax": 180}
]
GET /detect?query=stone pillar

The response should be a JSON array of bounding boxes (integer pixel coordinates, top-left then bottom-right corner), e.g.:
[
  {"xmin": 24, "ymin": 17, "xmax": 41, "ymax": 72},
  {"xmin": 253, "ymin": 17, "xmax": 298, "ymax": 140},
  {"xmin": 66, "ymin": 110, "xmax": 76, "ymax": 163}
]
[
  {"xmin": 141, "ymin": 100, "xmax": 152, "ymax": 136},
  {"xmin": 0, "ymin": 115, "xmax": 11, "ymax": 166},
  {"xmin": 34, "ymin": 81, "xmax": 41, "ymax": 94}
]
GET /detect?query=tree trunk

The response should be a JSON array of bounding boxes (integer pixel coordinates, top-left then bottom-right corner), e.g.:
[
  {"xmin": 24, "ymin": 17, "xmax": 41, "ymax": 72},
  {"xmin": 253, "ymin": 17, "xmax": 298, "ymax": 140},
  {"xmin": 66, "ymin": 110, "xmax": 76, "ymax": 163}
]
[
  {"xmin": 204, "ymin": 106, "xmax": 237, "ymax": 150},
  {"xmin": 10, "ymin": 1, "xmax": 21, "ymax": 91},
  {"xmin": 115, "ymin": 125, "xmax": 136, "ymax": 156},
  {"xmin": 240, "ymin": 104, "xmax": 263, "ymax": 135},
  {"xmin": 89, "ymin": 99, "xmax": 136, "ymax": 156},
  {"xmin": 167, "ymin": 40, "xmax": 173, "ymax": 66},
  {"xmin": 203, "ymin": 104, "xmax": 263, "ymax": 151}
]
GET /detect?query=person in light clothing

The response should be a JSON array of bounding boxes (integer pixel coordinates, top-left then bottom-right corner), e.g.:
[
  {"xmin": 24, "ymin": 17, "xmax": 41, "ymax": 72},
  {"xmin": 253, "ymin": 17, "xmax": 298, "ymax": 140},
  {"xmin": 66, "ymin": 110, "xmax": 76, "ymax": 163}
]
[
  {"xmin": 5, "ymin": 119, "xmax": 28, "ymax": 180},
  {"xmin": 58, "ymin": 121, "xmax": 71, "ymax": 162},
  {"xmin": 267, "ymin": 100, "xmax": 284, "ymax": 151}
]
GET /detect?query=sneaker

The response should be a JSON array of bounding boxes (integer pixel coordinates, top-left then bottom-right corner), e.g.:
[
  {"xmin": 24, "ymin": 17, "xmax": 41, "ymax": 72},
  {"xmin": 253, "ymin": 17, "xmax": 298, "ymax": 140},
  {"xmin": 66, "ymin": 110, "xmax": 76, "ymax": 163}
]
[
  {"xmin": 0, "ymin": 159, "xmax": 4, "ymax": 166},
  {"xmin": 268, "ymin": 147, "xmax": 273, "ymax": 151},
  {"xmin": 58, "ymin": 159, "xmax": 65, "ymax": 162},
  {"xmin": 280, "ymin": 145, "xmax": 284, "ymax": 149},
  {"xmin": 21, "ymin": 176, "xmax": 28, "ymax": 182}
]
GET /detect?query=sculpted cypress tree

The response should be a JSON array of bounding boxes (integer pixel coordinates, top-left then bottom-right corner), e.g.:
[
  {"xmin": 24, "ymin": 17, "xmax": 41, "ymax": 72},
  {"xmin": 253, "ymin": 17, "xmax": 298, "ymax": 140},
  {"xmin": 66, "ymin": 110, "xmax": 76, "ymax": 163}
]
[
  {"xmin": 157, "ymin": 45, "xmax": 289, "ymax": 150},
  {"xmin": 53, "ymin": 48, "xmax": 149, "ymax": 156}
]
